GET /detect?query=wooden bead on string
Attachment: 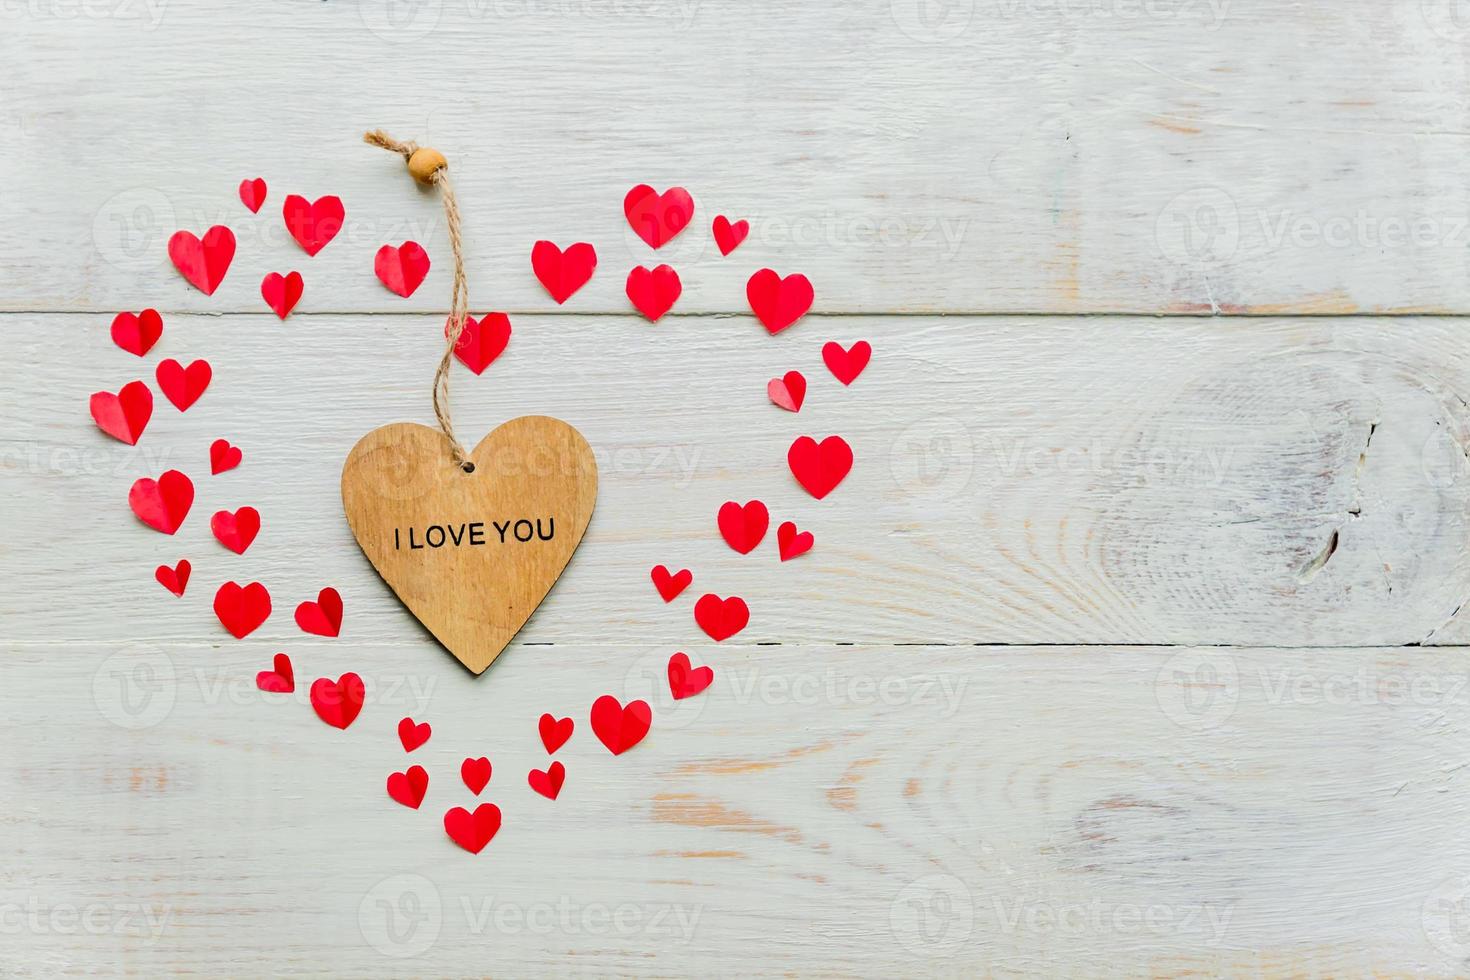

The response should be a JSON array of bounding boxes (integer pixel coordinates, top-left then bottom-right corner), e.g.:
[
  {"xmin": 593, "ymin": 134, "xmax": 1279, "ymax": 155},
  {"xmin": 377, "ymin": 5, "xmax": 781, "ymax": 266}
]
[{"xmin": 408, "ymin": 147, "xmax": 448, "ymax": 185}]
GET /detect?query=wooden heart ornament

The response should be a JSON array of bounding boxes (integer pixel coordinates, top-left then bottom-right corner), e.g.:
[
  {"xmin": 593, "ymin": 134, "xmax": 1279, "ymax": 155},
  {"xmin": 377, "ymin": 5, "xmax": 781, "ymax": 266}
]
[{"xmin": 341, "ymin": 417, "xmax": 597, "ymax": 675}]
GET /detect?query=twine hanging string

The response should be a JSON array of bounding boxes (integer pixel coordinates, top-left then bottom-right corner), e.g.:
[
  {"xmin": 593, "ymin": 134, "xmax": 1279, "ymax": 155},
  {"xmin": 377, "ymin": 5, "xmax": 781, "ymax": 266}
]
[{"xmin": 363, "ymin": 129, "xmax": 473, "ymax": 470}]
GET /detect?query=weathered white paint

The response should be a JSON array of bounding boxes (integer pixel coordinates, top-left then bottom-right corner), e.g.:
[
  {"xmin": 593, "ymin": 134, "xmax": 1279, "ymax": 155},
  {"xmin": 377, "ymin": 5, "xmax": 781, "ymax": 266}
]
[{"xmin": 5, "ymin": 0, "xmax": 1470, "ymax": 974}]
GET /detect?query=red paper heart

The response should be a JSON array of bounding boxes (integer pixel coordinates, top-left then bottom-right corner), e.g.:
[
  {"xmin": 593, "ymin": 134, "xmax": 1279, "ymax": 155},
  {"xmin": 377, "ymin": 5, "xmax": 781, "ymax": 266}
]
[
  {"xmin": 788, "ymin": 435, "xmax": 853, "ymax": 500},
  {"xmin": 531, "ymin": 240, "xmax": 597, "ymax": 304},
  {"xmin": 528, "ymin": 761, "xmax": 566, "ymax": 800},
  {"xmin": 539, "ymin": 714, "xmax": 574, "ymax": 754},
  {"xmin": 626, "ymin": 264, "xmax": 681, "ymax": 321},
  {"xmin": 461, "ymin": 757, "xmax": 492, "ymax": 795},
  {"xmin": 155, "ymin": 559, "xmax": 190, "ymax": 597},
  {"xmin": 168, "ymin": 226, "xmax": 236, "ymax": 295},
  {"xmin": 238, "ymin": 178, "xmax": 267, "ymax": 214},
  {"xmin": 712, "ymin": 215, "xmax": 749, "ymax": 256},
  {"xmin": 283, "ymin": 194, "xmax": 344, "ymax": 256},
  {"xmin": 650, "ymin": 565, "xmax": 692, "ymax": 602},
  {"xmin": 260, "ymin": 271, "xmax": 304, "ymax": 319},
  {"xmin": 694, "ymin": 593, "xmax": 749, "ymax": 642},
  {"xmin": 398, "ymin": 717, "xmax": 432, "ymax": 752},
  {"xmin": 110, "ymin": 309, "xmax": 163, "ymax": 357},
  {"xmin": 387, "ymin": 765, "xmax": 428, "ymax": 809},
  {"xmin": 255, "ymin": 652, "xmax": 294, "ymax": 693},
  {"xmin": 90, "ymin": 381, "xmax": 152, "ymax": 445},
  {"xmin": 667, "ymin": 652, "xmax": 713, "ymax": 700},
  {"xmin": 718, "ymin": 499, "xmax": 769, "ymax": 555},
  {"xmin": 590, "ymin": 695, "xmax": 652, "ymax": 756},
  {"xmin": 767, "ymin": 370, "xmax": 806, "ymax": 413},
  {"xmin": 214, "ymin": 580, "xmax": 272, "ymax": 639},
  {"xmin": 211, "ymin": 506, "xmax": 260, "ymax": 555},
  {"xmin": 155, "ymin": 358, "xmax": 212, "ymax": 412},
  {"xmin": 444, "ymin": 803, "xmax": 501, "ymax": 854},
  {"xmin": 295, "ymin": 587, "xmax": 343, "ymax": 637},
  {"xmin": 210, "ymin": 438, "xmax": 242, "ymax": 475},
  {"xmin": 310, "ymin": 672, "xmax": 365, "ymax": 729},
  {"xmin": 823, "ymin": 340, "xmax": 871, "ymax": 385},
  {"xmin": 450, "ymin": 313, "xmax": 512, "ymax": 375},
  {"xmin": 746, "ymin": 269, "xmax": 813, "ymax": 334},
  {"xmin": 129, "ymin": 469, "xmax": 194, "ymax": 534},
  {"xmin": 375, "ymin": 242, "xmax": 431, "ymax": 298},
  {"xmin": 624, "ymin": 184, "xmax": 694, "ymax": 249},
  {"xmin": 777, "ymin": 520, "xmax": 814, "ymax": 561}
]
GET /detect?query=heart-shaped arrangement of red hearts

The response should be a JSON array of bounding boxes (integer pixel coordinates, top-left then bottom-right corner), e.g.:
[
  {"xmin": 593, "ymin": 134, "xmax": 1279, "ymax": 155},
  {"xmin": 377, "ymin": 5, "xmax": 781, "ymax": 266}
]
[{"xmin": 89, "ymin": 173, "xmax": 870, "ymax": 854}]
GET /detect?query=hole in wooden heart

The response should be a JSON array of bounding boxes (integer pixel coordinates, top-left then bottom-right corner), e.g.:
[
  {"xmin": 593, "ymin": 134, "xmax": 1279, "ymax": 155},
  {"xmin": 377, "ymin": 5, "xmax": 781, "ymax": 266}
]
[{"xmin": 461, "ymin": 461, "xmax": 476, "ymax": 474}]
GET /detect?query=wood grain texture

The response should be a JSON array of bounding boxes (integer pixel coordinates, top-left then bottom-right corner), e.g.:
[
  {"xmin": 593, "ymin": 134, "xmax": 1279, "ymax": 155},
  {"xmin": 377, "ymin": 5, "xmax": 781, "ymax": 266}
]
[
  {"xmin": 7, "ymin": 313, "xmax": 1469, "ymax": 650},
  {"xmin": 8, "ymin": 0, "xmax": 1470, "ymax": 315},
  {"xmin": 6, "ymin": 642, "xmax": 1470, "ymax": 975},
  {"xmin": 342, "ymin": 418, "xmax": 597, "ymax": 674}
]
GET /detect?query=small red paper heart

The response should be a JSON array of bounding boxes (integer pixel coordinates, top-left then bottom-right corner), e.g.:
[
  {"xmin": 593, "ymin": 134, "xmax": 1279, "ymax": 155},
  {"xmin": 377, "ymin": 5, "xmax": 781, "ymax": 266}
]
[
  {"xmin": 110, "ymin": 309, "xmax": 163, "ymax": 357},
  {"xmin": 155, "ymin": 358, "xmax": 211, "ymax": 412},
  {"xmin": 398, "ymin": 717, "xmax": 431, "ymax": 752},
  {"xmin": 129, "ymin": 469, "xmax": 194, "ymax": 534},
  {"xmin": 650, "ymin": 565, "xmax": 692, "ymax": 602},
  {"xmin": 823, "ymin": 340, "xmax": 871, "ymax": 385},
  {"xmin": 214, "ymin": 580, "xmax": 271, "ymax": 639},
  {"xmin": 282, "ymin": 194, "xmax": 344, "ymax": 257},
  {"xmin": 694, "ymin": 593, "xmax": 749, "ymax": 642},
  {"xmin": 590, "ymin": 695, "xmax": 652, "ymax": 756},
  {"xmin": 461, "ymin": 757, "xmax": 492, "ymax": 795},
  {"xmin": 210, "ymin": 438, "xmax": 242, "ymax": 475},
  {"xmin": 155, "ymin": 559, "xmax": 190, "ymax": 597},
  {"xmin": 90, "ymin": 381, "xmax": 152, "ymax": 445},
  {"xmin": 624, "ymin": 184, "xmax": 694, "ymax": 249},
  {"xmin": 788, "ymin": 435, "xmax": 854, "ymax": 500},
  {"xmin": 211, "ymin": 506, "xmax": 260, "ymax": 555},
  {"xmin": 528, "ymin": 761, "xmax": 566, "ymax": 800},
  {"xmin": 747, "ymin": 269, "xmax": 813, "ymax": 334},
  {"xmin": 777, "ymin": 520, "xmax": 814, "ymax": 561},
  {"xmin": 260, "ymin": 271, "xmax": 304, "ymax": 319},
  {"xmin": 239, "ymin": 178, "xmax": 267, "ymax": 214},
  {"xmin": 539, "ymin": 713, "xmax": 574, "ymax": 754},
  {"xmin": 712, "ymin": 215, "xmax": 749, "ymax": 256},
  {"xmin": 310, "ymin": 672, "xmax": 365, "ymax": 729},
  {"xmin": 168, "ymin": 226, "xmax": 236, "ymax": 295},
  {"xmin": 667, "ymin": 652, "xmax": 713, "ymax": 700},
  {"xmin": 531, "ymin": 241, "xmax": 597, "ymax": 304},
  {"xmin": 295, "ymin": 587, "xmax": 343, "ymax": 637},
  {"xmin": 375, "ymin": 242, "xmax": 431, "ymax": 298},
  {"xmin": 450, "ymin": 313, "xmax": 512, "ymax": 375},
  {"xmin": 387, "ymin": 765, "xmax": 428, "ymax": 809},
  {"xmin": 767, "ymin": 370, "xmax": 806, "ymax": 413},
  {"xmin": 718, "ymin": 499, "xmax": 769, "ymax": 555},
  {"xmin": 444, "ymin": 803, "xmax": 501, "ymax": 854},
  {"xmin": 256, "ymin": 652, "xmax": 294, "ymax": 693},
  {"xmin": 626, "ymin": 264, "xmax": 681, "ymax": 321}
]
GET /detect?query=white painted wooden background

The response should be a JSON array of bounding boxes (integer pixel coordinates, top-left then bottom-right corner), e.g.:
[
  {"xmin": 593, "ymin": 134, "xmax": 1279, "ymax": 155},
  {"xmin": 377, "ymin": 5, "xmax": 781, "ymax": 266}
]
[{"xmin": 5, "ymin": 0, "xmax": 1470, "ymax": 975}]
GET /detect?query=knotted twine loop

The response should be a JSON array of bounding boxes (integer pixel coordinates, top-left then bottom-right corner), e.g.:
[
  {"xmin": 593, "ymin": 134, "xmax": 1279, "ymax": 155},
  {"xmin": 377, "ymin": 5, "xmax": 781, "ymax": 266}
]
[{"xmin": 364, "ymin": 129, "xmax": 473, "ymax": 471}]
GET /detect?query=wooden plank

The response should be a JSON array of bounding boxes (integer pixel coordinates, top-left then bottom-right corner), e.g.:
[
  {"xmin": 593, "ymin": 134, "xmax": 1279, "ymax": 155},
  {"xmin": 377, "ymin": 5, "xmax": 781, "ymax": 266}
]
[
  {"xmin": 5, "ymin": 642, "xmax": 1467, "ymax": 974},
  {"xmin": 7, "ymin": 1, "xmax": 1470, "ymax": 314},
  {"xmin": 6, "ymin": 312, "xmax": 1470, "ymax": 649}
]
